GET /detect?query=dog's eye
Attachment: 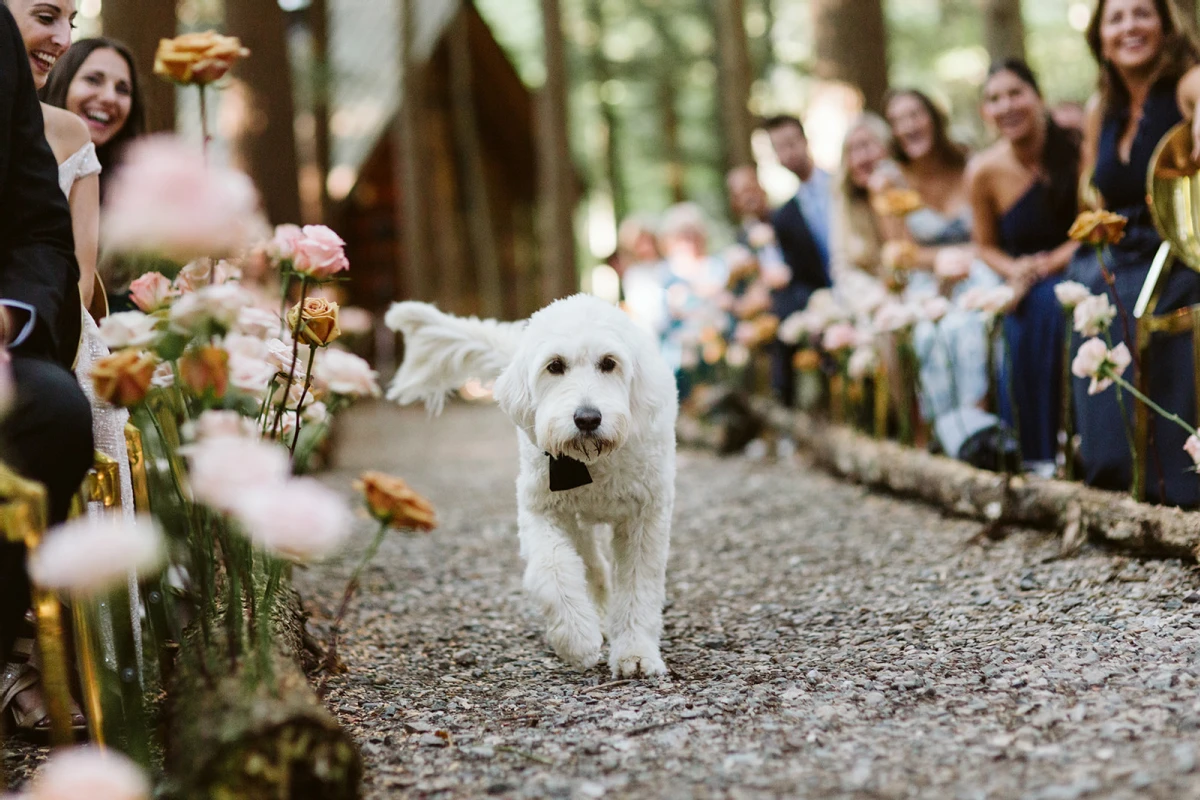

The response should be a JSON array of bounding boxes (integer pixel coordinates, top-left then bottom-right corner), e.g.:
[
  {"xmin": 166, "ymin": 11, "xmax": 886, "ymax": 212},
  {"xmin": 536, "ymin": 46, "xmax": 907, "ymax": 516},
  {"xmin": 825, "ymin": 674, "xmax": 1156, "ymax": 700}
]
[
  {"xmin": 598, "ymin": 356, "xmax": 617, "ymax": 373},
  {"xmin": 547, "ymin": 358, "xmax": 566, "ymax": 375}
]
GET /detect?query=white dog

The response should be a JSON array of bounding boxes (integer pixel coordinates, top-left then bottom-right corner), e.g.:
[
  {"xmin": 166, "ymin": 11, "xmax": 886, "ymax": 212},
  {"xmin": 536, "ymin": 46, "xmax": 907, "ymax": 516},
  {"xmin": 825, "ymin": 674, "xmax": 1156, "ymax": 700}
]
[{"xmin": 385, "ymin": 294, "xmax": 677, "ymax": 677}]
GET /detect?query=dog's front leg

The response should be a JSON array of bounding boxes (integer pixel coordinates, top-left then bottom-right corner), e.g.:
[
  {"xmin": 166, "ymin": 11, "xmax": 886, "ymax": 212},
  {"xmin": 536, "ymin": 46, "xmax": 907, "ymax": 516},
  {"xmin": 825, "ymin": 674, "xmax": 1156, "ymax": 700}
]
[
  {"xmin": 607, "ymin": 508, "xmax": 670, "ymax": 678},
  {"xmin": 519, "ymin": 510, "xmax": 603, "ymax": 671}
]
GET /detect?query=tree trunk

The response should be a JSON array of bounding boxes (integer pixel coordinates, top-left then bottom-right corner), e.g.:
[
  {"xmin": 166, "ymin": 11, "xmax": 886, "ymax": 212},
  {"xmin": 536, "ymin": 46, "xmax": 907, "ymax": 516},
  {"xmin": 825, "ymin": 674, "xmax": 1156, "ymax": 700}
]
[
  {"xmin": 101, "ymin": 0, "xmax": 176, "ymax": 133},
  {"xmin": 650, "ymin": 10, "xmax": 685, "ymax": 204},
  {"xmin": 1174, "ymin": 0, "xmax": 1198, "ymax": 30},
  {"xmin": 538, "ymin": 0, "xmax": 577, "ymax": 304},
  {"xmin": 713, "ymin": 0, "xmax": 755, "ymax": 171},
  {"xmin": 224, "ymin": 0, "xmax": 302, "ymax": 226},
  {"xmin": 982, "ymin": 0, "xmax": 1027, "ymax": 64},
  {"xmin": 396, "ymin": 0, "xmax": 430, "ymax": 302},
  {"xmin": 448, "ymin": 11, "xmax": 504, "ymax": 319},
  {"xmin": 309, "ymin": 0, "xmax": 332, "ymax": 224},
  {"xmin": 811, "ymin": 0, "xmax": 889, "ymax": 114},
  {"xmin": 584, "ymin": 0, "xmax": 627, "ymax": 226}
]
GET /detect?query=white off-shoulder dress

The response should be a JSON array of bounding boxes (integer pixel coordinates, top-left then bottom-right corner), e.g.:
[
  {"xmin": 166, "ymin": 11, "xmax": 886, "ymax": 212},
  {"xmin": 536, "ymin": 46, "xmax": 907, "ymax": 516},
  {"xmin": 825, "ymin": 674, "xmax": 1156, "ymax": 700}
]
[{"xmin": 58, "ymin": 141, "xmax": 142, "ymax": 673}]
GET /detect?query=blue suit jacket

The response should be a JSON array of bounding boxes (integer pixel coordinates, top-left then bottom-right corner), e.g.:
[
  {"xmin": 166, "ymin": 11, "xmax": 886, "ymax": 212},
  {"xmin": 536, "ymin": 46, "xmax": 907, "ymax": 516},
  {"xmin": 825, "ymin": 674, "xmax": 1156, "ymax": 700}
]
[{"xmin": 769, "ymin": 198, "xmax": 830, "ymax": 321}]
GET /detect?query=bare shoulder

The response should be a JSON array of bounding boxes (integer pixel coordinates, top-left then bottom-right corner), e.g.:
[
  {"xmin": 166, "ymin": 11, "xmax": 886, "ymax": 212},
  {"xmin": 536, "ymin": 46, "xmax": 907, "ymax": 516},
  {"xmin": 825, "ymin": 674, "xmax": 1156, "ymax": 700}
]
[
  {"xmin": 965, "ymin": 142, "xmax": 1006, "ymax": 189},
  {"xmin": 41, "ymin": 104, "xmax": 90, "ymax": 161}
]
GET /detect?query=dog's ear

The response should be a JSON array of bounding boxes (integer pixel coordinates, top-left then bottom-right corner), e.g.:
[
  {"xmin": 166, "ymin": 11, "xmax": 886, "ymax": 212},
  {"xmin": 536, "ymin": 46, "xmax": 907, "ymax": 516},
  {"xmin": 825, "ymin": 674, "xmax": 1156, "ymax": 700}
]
[
  {"xmin": 493, "ymin": 362, "xmax": 537, "ymax": 442},
  {"xmin": 628, "ymin": 334, "xmax": 678, "ymax": 427}
]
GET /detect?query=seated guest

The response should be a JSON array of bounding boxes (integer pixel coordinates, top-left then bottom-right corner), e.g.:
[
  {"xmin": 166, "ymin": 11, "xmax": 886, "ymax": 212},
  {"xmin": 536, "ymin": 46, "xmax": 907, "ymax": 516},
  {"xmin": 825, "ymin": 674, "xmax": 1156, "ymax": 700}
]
[
  {"xmin": 617, "ymin": 214, "xmax": 667, "ymax": 337},
  {"xmin": 1066, "ymin": 0, "xmax": 1200, "ymax": 506},
  {"xmin": 875, "ymin": 89, "xmax": 1010, "ymax": 466},
  {"xmin": 762, "ymin": 115, "xmax": 832, "ymax": 406},
  {"xmin": 0, "ymin": 1, "xmax": 95, "ymax": 724},
  {"xmin": 831, "ymin": 113, "xmax": 892, "ymax": 282},
  {"xmin": 968, "ymin": 60, "xmax": 1080, "ymax": 474}
]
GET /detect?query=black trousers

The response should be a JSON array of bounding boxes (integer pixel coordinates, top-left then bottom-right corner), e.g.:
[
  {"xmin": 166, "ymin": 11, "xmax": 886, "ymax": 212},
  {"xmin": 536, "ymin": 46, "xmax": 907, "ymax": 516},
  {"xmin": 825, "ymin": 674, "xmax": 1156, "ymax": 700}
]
[{"xmin": 0, "ymin": 355, "xmax": 93, "ymax": 658}]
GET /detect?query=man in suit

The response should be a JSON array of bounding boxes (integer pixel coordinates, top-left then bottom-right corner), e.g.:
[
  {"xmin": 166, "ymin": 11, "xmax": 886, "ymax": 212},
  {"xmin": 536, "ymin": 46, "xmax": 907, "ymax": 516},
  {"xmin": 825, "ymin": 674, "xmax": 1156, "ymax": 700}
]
[
  {"xmin": 760, "ymin": 115, "xmax": 832, "ymax": 407},
  {"xmin": 0, "ymin": 3, "xmax": 94, "ymax": 661}
]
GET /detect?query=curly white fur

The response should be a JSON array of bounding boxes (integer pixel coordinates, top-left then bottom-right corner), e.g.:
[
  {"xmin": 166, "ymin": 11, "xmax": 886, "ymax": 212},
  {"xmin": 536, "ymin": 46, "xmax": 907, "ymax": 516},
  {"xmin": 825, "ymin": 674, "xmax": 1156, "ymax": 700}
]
[{"xmin": 385, "ymin": 294, "xmax": 678, "ymax": 677}]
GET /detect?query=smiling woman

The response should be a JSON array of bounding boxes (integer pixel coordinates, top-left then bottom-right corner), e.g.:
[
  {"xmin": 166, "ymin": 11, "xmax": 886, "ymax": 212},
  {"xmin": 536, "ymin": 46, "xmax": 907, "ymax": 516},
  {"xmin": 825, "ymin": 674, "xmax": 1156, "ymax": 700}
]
[{"xmin": 3, "ymin": 0, "xmax": 73, "ymax": 89}]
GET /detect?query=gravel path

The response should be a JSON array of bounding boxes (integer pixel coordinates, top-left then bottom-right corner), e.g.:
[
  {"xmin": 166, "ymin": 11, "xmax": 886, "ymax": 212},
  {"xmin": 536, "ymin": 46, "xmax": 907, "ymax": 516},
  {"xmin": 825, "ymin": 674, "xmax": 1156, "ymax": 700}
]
[{"xmin": 300, "ymin": 401, "xmax": 1200, "ymax": 800}]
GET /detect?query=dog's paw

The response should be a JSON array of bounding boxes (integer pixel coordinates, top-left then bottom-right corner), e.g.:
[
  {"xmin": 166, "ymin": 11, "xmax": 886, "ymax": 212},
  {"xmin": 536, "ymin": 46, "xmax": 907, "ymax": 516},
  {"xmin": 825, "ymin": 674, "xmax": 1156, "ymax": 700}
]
[
  {"xmin": 609, "ymin": 641, "xmax": 666, "ymax": 678},
  {"xmin": 547, "ymin": 618, "xmax": 603, "ymax": 671}
]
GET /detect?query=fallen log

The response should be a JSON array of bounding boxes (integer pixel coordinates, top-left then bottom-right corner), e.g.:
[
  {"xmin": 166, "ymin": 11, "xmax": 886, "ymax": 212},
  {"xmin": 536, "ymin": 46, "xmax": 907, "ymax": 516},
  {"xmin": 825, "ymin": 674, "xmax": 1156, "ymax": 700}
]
[
  {"xmin": 683, "ymin": 397, "xmax": 1200, "ymax": 562},
  {"xmin": 164, "ymin": 586, "xmax": 361, "ymax": 800}
]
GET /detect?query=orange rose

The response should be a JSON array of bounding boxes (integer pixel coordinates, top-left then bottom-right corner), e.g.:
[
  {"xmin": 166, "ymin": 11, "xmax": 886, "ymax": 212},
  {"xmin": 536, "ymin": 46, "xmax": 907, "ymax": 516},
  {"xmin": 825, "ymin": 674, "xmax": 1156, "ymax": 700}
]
[
  {"xmin": 881, "ymin": 240, "xmax": 919, "ymax": 272},
  {"xmin": 1068, "ymin": 210, "xmax": 1127, "ymax": 246},
  {"xmin": 354, "ymin": 472, "xmax": 437, "ymax": 531},
  {"xmin": 180, "ymin": 345, "xmax": 230, "ymax": 399},
  {"xmin": 286, "ymin": 298, "xmax": 341, "ymax": 347},
  {"xmin": 92, "ymin": 351, "xmax": 158, "ymax": 408},
  {"xmin": 870, "ymin": 188, "xmax": 923, "ymax": 218},
  {"xmin": 154, "ymin": 32, "xmax": 250, "ymax": 85}
]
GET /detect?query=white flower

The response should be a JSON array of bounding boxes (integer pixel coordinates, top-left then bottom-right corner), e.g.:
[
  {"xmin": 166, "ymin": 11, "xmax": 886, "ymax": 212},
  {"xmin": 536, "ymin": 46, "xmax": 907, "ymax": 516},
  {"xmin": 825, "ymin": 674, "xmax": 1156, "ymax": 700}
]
[
  {"xmin": 186, "ymin": 436, "xmax": 290, "ymax": 512},
  {"xmin": 822, "ymin": 322, "xmax": 859, "ymax": 352},
  {"xmin": 303, "ymin": 400, "xmax": 328, "ymax": 425},
  {"xmin": 961, "ymin": 285, "xmax": 1016, "ymax": 317},
  {"xmin": 232, "ymin": 478, "xmax": 354, "ymax": 562},
  {"xmin": 265, "ymin": 337, "xmax": 311, "ymax": 375},
  {"xmin": 1054, "ymin": 280, "xmax": 1092, "ymax": 310},
  {"xmin": 97, "ymin": 311, "xmax": 158, "ymax": 350},
  {"xmin": 1185, "ymin": 434, "xmax": 1200, "ymax": 467},
  {"xmin": 746, "ymin": 222, "xmax": 776, "ymax": 250},
  {"xmin": 777, "ymin": 311, "xmax": 807, "ymax": 346},
  {"xmin": 1073, "ymin": 293, "xmax": 1117, "ymax": 337},
  {"xmin": 921, "ymin": 295, "xmax": 951, "ymax": 323},
  {"xmin": 873, "ymin": 300, "xmax": 918, "ymax": 333},
  {"xmin": 169, "ymin": 283, "xmax": 254, "ymax": 334},
  {"xmin": 847, "ymin": 346, "xmax": 879, "ymax": 380},
  {"xmin": 228, "ymin": 353, "xmax": 278, "ymax": 398},
  {"xmin": 222, "ymin": 332, "xmax": 268, "ymax": 360},
  {"xmin": 1071, "ymin": 337, "xmax": 1131, "ymax": 395},
  {"xmin": 24, "ymin": 746, "xmax": 150, "ymax": 800},
  {"xmin": 234, "ymin": 306, "xmax": 281, "ymax": 339},
  {"xmin": 933, "ymin": 246, "xmax": 974, "ymax": 283},
  {"xmin": 173, "ymin": 258, "xmax": 242, "ymax": 294},
  {"xmin": 190, "ymin": 410, "xmax": 256, "ymax": 441},
  {"xmin": 150, "ymin": 362, "xmax": 175, "ymax": 388},
  {"xmin": 29, "ymin": 516, "xmax": 165, "ymax": 595},
  {"xmin": 313, "ymin": 348, "xmax": 381, "ymax": 397}
]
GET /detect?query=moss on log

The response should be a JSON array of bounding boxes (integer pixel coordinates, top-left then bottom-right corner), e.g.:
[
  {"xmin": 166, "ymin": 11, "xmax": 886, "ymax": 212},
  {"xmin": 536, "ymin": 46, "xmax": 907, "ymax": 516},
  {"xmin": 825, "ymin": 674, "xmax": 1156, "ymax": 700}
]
[
  {"xmin": 165, "ymin": 587, "xmax": 361, "ymax": 800},
  {"xmin": 683, "ymin": 398, "xmax": 1200, "ymax": 562}
]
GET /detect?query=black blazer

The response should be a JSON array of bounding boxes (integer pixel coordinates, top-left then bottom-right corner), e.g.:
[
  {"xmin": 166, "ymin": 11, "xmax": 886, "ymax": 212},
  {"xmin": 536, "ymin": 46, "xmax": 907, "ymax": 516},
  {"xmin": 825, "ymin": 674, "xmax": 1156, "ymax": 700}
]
[
  {"xmin": 770, "ymin": 198, "xmax": 830, "ymax": 322},
  {"xmin": 0, "ymin": 5, "xmax": 79, "ymax": 366}
]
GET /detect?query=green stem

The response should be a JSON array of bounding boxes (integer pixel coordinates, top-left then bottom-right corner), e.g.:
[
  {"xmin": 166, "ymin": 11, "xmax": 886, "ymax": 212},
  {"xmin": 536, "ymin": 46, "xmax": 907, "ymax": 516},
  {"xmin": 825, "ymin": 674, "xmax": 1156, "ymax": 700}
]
[
  {"xmin": 1061, "ymin": 312, "xmax": 1075, "ymax": 480},
  {"xmin": 272, "ymin": 278, "xmax": 309, "ymax": 439},
  {"xmin": 1102, "ymin": 331, "xmax": 1142, "ymax": 498},
  {"xmin": 1111, "ymin": 374, "xmax": 1199, "ymax": 438},
  {"xmin": 289, "ymin": 345, "xmax": 320, "ymax": 454},
  {"xmin": 257, "ymin": 558, "xmax": 284, "ymax": 687},
  {"xmin": 1001, "ymin": 317, "xmax": 1021, "ymax": 463},
  {"xmin": 325, "ymin": 521, "xmax": 390, "ymax": 673}
]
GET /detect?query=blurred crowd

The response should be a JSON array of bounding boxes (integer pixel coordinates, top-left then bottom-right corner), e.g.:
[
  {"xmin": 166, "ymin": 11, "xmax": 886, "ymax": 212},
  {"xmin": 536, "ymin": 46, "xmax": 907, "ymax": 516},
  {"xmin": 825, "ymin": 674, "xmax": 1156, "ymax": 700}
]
[{"xmin": 608, "ymin": 0, "xmax": 1200, "ymax": 509}]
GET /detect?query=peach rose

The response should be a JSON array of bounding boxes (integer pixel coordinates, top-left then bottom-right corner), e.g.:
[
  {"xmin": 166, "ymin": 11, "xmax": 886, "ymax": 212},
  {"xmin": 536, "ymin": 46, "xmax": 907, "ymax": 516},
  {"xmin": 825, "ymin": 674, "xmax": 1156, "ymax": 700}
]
[
  {"xmin": 870, "ymin": 187, "xmax": 923, "ymax": 217},
  {"xmin": 355, "ymin": 471, "xmax": 437, "ymax": 530},
  {"xmin": 312, "ymin": 348, "xmax": 380, "ymax": 398},
  {"xmin": 91, "ymin": 350, "xmax": 158, "ymax": 407},
  {"xmin": 287, "ymin": 297, "xmax": 341, "ymax": 347},
  {"xmin": 154, "ymin": 31, "xmax": 250, "ymax": 85},
  {"xmin": 1054, "ymin": 281, "xmax": 1093, "ymax": 310},
  {"xmin": 1068, "ymin": 210, "xmax": 1127, "ymax": 246},
  {"xmin": 179, "ymin": 345, "xmax": 229, "ymax": 399},
  {"xmin": 1071, "ymin": 338, "xmax": 1131, "ymax": 395}
]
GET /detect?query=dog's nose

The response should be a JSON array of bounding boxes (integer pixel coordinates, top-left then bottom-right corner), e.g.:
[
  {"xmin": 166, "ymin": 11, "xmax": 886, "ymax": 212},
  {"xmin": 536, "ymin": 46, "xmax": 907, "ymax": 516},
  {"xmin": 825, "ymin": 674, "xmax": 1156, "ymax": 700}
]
[{"xmin": 574, "ymin": 406, "xmax": 602, "ymax": 433}]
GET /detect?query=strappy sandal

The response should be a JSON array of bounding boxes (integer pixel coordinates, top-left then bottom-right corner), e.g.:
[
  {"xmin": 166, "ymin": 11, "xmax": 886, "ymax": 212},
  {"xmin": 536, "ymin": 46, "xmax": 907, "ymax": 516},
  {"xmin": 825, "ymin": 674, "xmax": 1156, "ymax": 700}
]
[{"xmin": 1, "ymin": 637, "xmax": 86, "ymax": 740}]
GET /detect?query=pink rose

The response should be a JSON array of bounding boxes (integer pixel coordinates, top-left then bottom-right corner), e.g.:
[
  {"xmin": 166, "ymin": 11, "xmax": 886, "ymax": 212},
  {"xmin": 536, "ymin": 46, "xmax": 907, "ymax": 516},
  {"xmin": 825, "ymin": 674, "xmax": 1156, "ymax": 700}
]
[
  {"xmin": 228, "ymin": 353, "xmax": 278, "ymax": 398},
  {"xmin": 19, "ymin": 746, "xmax": 150, "ymax": 800},
  {"xmin": 191, "ymin": 410, "xmax": 255, "ymax": 441},
  {"xmin": 1054, "ymin": 281, "xmax": 1092, "ymax": 310},
  {"xmin": 313, "ymin": 348, "xmax": 380, "ymax": 397},
  {"xmin": 173, "ymin": 258, "xmax": 241, "ymax": 294},
  {"xmin": 29, "ymin": 516, "xmax": 165, "ymax": 595},
  {"xmin": 186, "ymin": 435, "xmax": 290, "ymax": 512},
  {"xmin": 129, "ymin": 272, "xmax": 177, "ymax": 312},
  {"xmin": 1073, "ymin": 294, "xmax": 1116, "ymax": 337},
  {"xmin": 822, "ymin": 322, "xmax": 859, "ymax": 352},
  {"xmin": 232, "ymin": 478, "xmax": 354, "ymax": 562},
  {"xmin": 269, "ymin": 224, "xmax": 304, "ymax": 261},
  {"xmin": 292, "ymin": 225, "xmax": 350, "ymax": 280},
  {"xmin": 97, "ymin": 311, "xmax": 159, "ymax": 350},
  {"xmin": 847, "ymin": 346, "xmax": 878, "ymax": 380},
  {"xmin": 922, "ymin": 295, "xmax": 951, "ymax": 323},
  {"xmin": 1071, "ymin": 338, "xmax": 1130, "ymax": 395},
  {"xmin": 934, "ymin": 247, "xmax": 974, "ymax": 283},
  {"xmin": 873, "ymin": 300, "xmax": 918, "ymax": 333},
  {"xmin": 235, "ymin": 306, "xmax": 282, "ymax": 339},
  {"xmin": 103, "ymin": 136, "xmax": 265, "ymax": 264}
]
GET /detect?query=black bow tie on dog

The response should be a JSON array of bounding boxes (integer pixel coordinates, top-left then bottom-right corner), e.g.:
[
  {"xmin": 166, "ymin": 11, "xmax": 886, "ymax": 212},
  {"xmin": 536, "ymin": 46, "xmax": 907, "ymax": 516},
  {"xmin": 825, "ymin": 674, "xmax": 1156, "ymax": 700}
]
[{"xmin": 545, "ymin": 452, "xmax": 593, "ymax": 492}]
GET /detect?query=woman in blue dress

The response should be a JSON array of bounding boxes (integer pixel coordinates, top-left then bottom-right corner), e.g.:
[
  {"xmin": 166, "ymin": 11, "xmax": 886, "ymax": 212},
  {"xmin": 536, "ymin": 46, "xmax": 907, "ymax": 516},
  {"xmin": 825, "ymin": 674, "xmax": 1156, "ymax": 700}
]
[
  {"xmin": 969, "ymin": 60, "xmax": 1080, "ymax": 474},
  {"xmin": 1070, "ymin": 0, "xmax": 1200, "ymax": 505}
]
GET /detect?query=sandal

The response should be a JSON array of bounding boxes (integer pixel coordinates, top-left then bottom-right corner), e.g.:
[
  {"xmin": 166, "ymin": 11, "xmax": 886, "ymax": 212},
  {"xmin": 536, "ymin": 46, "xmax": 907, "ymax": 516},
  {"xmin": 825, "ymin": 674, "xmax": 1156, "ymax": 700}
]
[{"xmin": 1, "ymin": 637, "xmax": 86, "ymax": 740}]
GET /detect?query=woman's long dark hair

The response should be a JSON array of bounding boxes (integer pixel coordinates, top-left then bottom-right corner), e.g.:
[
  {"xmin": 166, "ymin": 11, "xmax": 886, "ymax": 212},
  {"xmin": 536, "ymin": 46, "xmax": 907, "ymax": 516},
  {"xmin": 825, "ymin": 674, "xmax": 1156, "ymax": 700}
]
[
  {"xmin": 40, "ymin": 37, "xmax": 145, "ymax": 197},
  {"xmin": 1085, "ymin": 0, "xmax": 1200, "ymax": 115},
  {"xmin": 985, "ymin": 59, "xmax": 1081, "ymax": 222},
  {"xmin": 882, "ymin": 88, "xmax": 967, "ymax": 171}
]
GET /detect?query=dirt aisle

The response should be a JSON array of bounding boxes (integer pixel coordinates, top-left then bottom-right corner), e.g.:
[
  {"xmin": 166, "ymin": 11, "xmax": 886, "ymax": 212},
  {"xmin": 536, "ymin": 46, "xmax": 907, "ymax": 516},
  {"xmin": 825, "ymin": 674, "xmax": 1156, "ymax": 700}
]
[{"xmin": 300, "ymin": 401, "xmax": 1200, "ymax": 799}]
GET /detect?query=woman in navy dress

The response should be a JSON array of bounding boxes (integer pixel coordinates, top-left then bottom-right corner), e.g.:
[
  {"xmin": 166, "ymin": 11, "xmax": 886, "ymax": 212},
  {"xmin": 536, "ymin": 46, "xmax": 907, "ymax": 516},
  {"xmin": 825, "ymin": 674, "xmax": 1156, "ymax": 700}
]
[
  {"xmin": 1070, "ymin": 0, "xmax": 1200, "ymax": 505},
  {"xmin": 969, "ymin": 60, "xmax": 1080, "ymax": 474}
]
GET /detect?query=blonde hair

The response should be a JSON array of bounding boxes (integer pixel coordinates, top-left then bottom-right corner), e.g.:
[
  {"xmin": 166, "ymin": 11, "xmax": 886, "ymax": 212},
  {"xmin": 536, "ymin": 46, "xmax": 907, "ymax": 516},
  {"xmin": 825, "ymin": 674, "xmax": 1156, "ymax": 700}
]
[{"xmin": 839, "ymin": 113, "xmax": 893, "ymax": 200}]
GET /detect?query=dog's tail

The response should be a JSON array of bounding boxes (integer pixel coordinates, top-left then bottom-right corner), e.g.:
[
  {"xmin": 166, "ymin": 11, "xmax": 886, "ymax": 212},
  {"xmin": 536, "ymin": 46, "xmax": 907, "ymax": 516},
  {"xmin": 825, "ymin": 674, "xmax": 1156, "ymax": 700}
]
[{"xmin": 384, "ymin": 301, "xmax": 524, "ymax": 413}]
